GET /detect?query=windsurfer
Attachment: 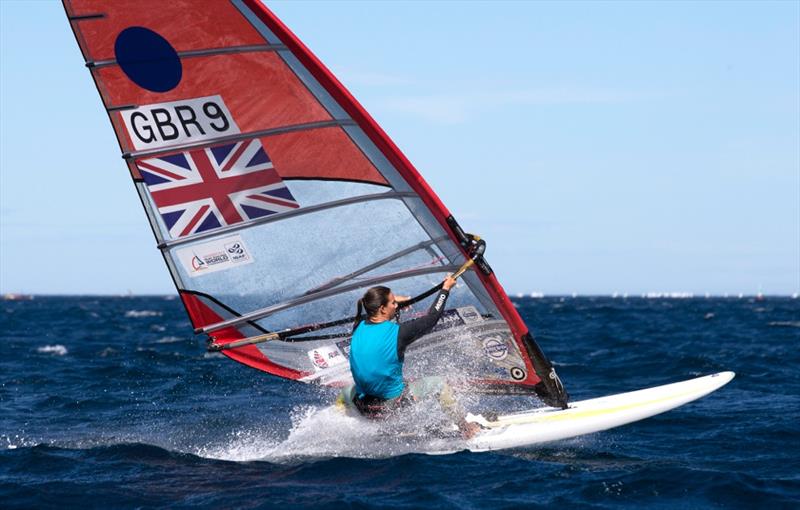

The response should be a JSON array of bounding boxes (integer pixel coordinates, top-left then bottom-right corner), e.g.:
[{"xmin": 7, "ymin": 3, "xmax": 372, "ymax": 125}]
[{"xmin": 343, "ymin": 275, "xmax": 480, "ymax": 439}]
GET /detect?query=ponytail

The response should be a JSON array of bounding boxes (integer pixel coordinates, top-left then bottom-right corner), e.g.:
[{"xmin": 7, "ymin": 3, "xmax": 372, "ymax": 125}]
[
  {"xmin": 352, "ymin": 298, "xmax": 364, "ymax": 332},
  {"xmin": 352, "ymin": 286, "xmax": 391, "ymax": 332}
]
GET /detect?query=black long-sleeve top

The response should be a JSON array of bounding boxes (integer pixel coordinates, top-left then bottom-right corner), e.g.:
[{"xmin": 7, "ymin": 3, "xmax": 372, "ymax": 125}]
[{"xmin": 396, "ymin": 289, "xmax": 449, "ymax": 360}]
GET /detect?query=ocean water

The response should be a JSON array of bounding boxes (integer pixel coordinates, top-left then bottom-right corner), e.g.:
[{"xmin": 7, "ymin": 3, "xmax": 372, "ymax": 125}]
[{"xmin": 1, "ymin": 295, "xmax": 798, "ymax": 509}]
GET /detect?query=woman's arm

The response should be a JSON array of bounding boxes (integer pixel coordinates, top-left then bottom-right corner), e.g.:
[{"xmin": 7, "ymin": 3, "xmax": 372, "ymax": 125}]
[{"xmin": 396, "ymin": 289, "xmax": 449, "ymax": 360}]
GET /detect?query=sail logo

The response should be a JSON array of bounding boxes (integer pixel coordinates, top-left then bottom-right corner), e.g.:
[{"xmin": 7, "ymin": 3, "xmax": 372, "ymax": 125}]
[
  {"xmin": 189, "ymin": 250, "xmax": 232, "ymax": 272},
  {"xmin": 191, "ymin": 254, "xmax": 207, "ymax": 271},
  {"xmin": 121, "ymin": 95, "xmax": 240, "ymax": 151},
  {"xmin": 175, "ymin": 234, "xmax": 253, "ymax": 277},
  {"xmin": 335, "ymin": 340, "xmax": 351, "ymax": 359},
  {"xmin": 456, "ymin": 306, "xmax": 483, "ymax": 324},
  {"xmin": 225, "ymin": 242, "xmax": 247, "ymax": 262},
  {"xmin": 482, "ymin": 337, "xmax": 509, "ymax": 361},
  {"xmin": 312, "ymin": 350, "xmax": 328, "ymax": 369},
  {"xmin": 308, "ymin": 345, "xmax": 346, "ymax": 371}
]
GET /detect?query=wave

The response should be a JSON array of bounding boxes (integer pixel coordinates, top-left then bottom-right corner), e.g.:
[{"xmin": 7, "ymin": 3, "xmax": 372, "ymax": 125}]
[
  {"xmin": 36, "ymin": 344, "xmax": 67, "ymax": 356},
  {"xmin": 768, "ymin": 321, "xmax": 800, "ymax": 328},
  {"xmin": 2, "ymin": 433, "xmax": 39, "ymax": 450},
  {"xmin": 124, "ymin": 310, "xmax": 163, "ymax": 318},
  {"xmin": 194, "ymin": 402, "xmax": 474, "ymax": 463},
  {"xmin": 155, "ymin": 336, "xmax": 184, "ymax": 344}
]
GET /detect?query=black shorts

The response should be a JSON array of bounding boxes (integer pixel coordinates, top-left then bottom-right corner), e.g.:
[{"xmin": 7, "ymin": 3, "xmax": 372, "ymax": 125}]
[{"xmin": 352, "ymin": 390, "xmax": 413, "ymax": 419}]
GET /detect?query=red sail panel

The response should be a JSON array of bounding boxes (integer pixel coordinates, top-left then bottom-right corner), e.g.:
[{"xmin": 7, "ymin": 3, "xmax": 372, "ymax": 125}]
[
  {"xmin": 67, "ymin": 3, "xmax": 390, "ymax": 185},
  {"xmin": 261, "ymin": 129, "xmax": 388, "ymax": 185},
  {"xmin": 180, "ymin": 291, "xmax": 308, "ymax": 380},
  {"xmin": 95, "ymin": 54, "xmax": 333, "ymax": 148}
]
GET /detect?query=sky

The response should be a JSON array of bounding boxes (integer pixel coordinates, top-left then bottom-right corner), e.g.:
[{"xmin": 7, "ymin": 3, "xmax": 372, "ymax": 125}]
[{"xmin": 1, "ymin": 0, "xmax": 798, "ymax": 295}]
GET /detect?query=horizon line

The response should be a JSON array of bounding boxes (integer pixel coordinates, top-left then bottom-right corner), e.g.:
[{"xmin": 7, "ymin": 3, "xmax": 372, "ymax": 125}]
[{"xmin": 2, "ymin": 292, "xmax": 797, "ymax": 299}]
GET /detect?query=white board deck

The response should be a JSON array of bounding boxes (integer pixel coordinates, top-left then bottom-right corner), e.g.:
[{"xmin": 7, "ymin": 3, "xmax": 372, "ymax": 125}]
[{"xmin": 463, "ymin": 371, "xmax": 734, "ymax": 452}]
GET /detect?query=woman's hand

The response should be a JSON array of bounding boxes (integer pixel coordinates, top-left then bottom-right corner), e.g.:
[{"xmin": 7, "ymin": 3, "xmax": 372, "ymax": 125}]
[{"xmin": 442, "ymin": 274, "xmax": 457, "ymax": 291}]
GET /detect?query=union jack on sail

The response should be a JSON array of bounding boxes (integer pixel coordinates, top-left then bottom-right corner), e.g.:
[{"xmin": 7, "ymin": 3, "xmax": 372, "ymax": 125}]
[{"xmin": 136, "ymin": 139, "xmax": 300, "ymax": 239}]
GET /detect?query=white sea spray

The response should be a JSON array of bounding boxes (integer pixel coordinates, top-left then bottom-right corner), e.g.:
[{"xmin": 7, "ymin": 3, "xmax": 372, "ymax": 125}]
[
  {"xmin": 36, "ymin": 344, "xmax": 67, "ymax": 356},
  {"xmin": 155, "ymin": 336, "xmax": 183, "ymax": 344},
  {"xmin": 124, "ymin": 310, "xmax": 162, "ymax": 318}
]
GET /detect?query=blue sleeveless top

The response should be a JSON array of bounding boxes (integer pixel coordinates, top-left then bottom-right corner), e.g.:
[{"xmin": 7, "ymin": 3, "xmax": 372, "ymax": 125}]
[{"xmin": 349, "ymin": 320, "xmax": 404, "ymax": 399}]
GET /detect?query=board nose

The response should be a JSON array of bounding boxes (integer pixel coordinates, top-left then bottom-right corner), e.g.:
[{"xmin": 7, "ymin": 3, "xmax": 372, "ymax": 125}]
[{"xmin": 711, "ymin": 371, "xmax": 736, "ymax": 387}]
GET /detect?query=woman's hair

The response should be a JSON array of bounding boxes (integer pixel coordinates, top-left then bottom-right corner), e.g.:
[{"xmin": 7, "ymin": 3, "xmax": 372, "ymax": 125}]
[{"xmin": 352, "ymin": 286, "xmax": 391, "ymax": 331}]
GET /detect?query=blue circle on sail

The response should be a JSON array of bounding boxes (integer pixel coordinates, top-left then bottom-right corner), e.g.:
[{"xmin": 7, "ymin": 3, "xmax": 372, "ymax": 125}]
[{"xmin": 114, "ymin": 27, "xmax": 182, "ymax": 92}]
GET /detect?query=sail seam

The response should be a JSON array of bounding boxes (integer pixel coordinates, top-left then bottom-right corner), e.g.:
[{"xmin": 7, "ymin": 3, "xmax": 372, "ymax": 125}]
[
  {"xmin": 284, "ymin": 176, "xmax": 391, "ymax": 187},
  {"xmin": 199, "ymin": 264, "xmax": 461, "ymax": 334},
  {"xmin": 86, "ymin": 44, "xmax": 287, "ymax": 69},
  {"xmin": 157, "ymin": 191, "xmax": 418, "ymax": 250},
  {"xmin": 122, "ymin": 120, "xmax": 355, "ymax": 160}
]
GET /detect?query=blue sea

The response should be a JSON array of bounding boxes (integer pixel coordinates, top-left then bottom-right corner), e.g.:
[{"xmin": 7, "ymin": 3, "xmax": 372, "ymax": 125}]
[{"xmin": 1, "ymin": 295, "xmax": 798, "ymax": 509}]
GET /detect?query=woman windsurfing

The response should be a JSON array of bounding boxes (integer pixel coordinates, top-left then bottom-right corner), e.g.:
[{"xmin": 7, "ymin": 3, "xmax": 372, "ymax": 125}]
[{"xmin": 342, "ymin": 274, "xmax": 480, "ymax": 439}]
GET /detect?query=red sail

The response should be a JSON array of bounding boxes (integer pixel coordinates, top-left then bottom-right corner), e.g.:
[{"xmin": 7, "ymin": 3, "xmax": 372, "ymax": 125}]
[{"xmin": 63, "ymin": 0, "xmax": 567, "ymax": 407}]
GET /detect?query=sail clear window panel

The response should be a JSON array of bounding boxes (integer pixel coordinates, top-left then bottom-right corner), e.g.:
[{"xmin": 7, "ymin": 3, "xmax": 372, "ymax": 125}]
[
  {"xmin": 283, "ymin": 180, "xmax": 387, "ymax": 206},
  {"xmin": 167, "ymin": 198, "xmax": 456, "ymax": 313},
  {"xmin": 138, "ymin": 181, "xmax": 171, "ymax": 246},
  {"xmin": 141, "ymin": 173, "xmax": 503, "ymax": 328},
  {"xmin": 137, "ymin": 178, "xmax": 390, "ymax": 247},
  {"xmin": 141, "ymin": 171, "xmax": 505, "ymax": 327},
  {"xmin": 248, "ymin": 272, "xmax": 488, "ymax": 334},
  {"xmin": 346, "ymin": 255, "xmax": 445, "ymax": 286}
]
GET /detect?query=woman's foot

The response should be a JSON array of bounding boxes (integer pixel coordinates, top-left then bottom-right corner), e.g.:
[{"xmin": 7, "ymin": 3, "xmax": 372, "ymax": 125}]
[{"xmin": 459, "ymin": 420, "xmax": 481, "ymax": 440}]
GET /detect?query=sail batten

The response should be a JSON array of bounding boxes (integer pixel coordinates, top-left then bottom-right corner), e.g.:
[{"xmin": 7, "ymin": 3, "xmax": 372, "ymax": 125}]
[
  {"xmin": 88, "ymin": 44, "xmax": 287, "ymax": 69},
  {"xmin": 307, "ymin": 236, "xmax": 449, "ymax": 295},
  {"xmin": 200, "ymin": 264, "xmax": 461, "ymax": 335},
  {"xmin": 123, "ymin": 120, "xmax": 355, "ymax": 160},
  {"xmin": 63, "ymin": 0, "xmax": 569, "ymax": 407}
]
